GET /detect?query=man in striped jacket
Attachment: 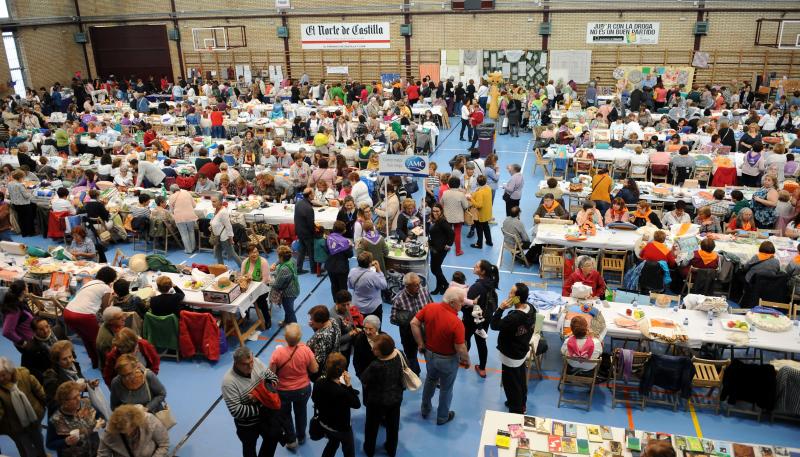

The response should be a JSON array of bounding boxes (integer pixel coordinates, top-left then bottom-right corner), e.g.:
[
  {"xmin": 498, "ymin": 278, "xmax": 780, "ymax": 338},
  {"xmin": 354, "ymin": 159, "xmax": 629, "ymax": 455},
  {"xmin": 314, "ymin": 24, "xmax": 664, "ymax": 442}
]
[{"xmin": 222, "ymin": 346, "xmax": 281, "ymax": 457}]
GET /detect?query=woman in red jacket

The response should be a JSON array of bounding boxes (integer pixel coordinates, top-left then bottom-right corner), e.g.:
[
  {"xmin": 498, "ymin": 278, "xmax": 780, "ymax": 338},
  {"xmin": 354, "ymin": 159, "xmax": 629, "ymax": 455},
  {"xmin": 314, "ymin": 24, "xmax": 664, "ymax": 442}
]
[
  {"xmin": 102, "ymin": 328, "xmax": 160, "ymax": 386},
  {"xmin": 562, "ymin": 256, "xmax": 607, "ymax": 298},
  {"xmin": 638, "ymin": 230, "xmax": 677, "ymax": 267},
  {"xmin": 210, "ymin": 106, "xmax": 225, "ymax": 139}
]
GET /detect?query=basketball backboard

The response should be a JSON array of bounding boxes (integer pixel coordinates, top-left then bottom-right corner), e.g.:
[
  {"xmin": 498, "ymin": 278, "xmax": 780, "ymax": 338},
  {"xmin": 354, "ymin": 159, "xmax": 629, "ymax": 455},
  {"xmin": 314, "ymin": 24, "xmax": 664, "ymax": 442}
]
[
  {"xmin": 755, "ymin": 18, "xmax": 800, "ymax": 49},
  {"xmin": 191, "ymin": 26, "xmax": 247, "ymax": 51}
]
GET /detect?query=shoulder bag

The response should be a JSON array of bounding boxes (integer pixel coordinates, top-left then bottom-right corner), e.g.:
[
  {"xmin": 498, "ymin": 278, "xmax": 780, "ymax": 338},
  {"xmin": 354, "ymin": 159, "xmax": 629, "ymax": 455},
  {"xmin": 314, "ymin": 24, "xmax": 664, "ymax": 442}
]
[
  {"xmin": 395, "ymin": 350, "xmax": 421, "ymax": 391},
  {"xmin": 145, "ymin": 371, "xmax": 176, "ymax": 429}
]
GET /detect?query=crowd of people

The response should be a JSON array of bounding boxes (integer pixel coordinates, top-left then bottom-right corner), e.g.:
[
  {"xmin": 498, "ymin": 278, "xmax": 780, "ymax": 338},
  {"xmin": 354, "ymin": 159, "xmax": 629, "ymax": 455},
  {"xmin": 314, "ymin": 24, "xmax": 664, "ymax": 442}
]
[{"xmin": 0, "ymin": 69, "xmax": 797, "ymax": 457}]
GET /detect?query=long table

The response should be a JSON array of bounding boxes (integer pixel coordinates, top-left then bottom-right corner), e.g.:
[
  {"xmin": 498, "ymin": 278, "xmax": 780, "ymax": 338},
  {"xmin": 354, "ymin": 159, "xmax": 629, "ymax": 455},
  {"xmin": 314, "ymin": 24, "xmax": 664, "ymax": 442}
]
[
  {"xmin": 534, "ymin": 224, "xmax": 643, "ymax": 251},
  {"xmin": 144, "ymin": 272, "xmax": 269, "ymax": 346},
  {"xmin": 541, "ymin": 299, "xmax": 800, "ymax": 354},
  {"xmin": 477, "ymin": 410, "xmax": 799, "ymax": 457}
]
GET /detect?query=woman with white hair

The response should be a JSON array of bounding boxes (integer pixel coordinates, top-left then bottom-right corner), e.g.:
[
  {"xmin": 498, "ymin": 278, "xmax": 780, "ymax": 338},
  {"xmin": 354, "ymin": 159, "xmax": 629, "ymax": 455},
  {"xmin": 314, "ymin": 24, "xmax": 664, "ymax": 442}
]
[
  {"xmin": 561, "ymin": 256, "xmax": 607, "ymax": 298},
  {"xmin": 351, "ymin": 315, "xmax": 386, "ymax": 380},
  {"xmin": 268, "ymin": 323, "xmax": 319, "ymax": 450},
  {"xmin": 0, "ymin": 356, "xmax": 47, "ymax": 457},
  {"xmin": 97, "ymin": 404, "xmax": 169, "ymax": 457}
]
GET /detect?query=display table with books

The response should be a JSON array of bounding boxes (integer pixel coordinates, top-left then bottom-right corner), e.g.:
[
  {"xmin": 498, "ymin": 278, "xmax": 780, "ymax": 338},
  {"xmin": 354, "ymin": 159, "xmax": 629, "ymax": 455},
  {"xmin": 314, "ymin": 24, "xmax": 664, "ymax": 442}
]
[{"xmin": 478, "ymin": 410, "xmax": 798, "ymax": 457}]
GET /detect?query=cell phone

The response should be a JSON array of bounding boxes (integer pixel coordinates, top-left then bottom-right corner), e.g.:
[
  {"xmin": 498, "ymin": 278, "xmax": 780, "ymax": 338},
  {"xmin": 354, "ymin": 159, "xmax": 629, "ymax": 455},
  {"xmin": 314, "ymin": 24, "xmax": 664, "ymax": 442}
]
[{"xmin": 510, "ymin": 296, "xmax": 520, "ymax": 305}]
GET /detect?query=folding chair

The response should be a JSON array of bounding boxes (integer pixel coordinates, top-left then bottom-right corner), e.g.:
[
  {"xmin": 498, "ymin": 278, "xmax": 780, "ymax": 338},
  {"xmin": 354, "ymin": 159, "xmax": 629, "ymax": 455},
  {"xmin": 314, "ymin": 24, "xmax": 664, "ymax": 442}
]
[
  {"xmin": 527, "ymin": 314, "xmax": 546, "ymax": 380},
  {"xmin": 557, "ymin": 356, "xmax": 602, "ymax": 411},
  {"xmin": 758, "ymin": 298, "xmax": 794, "ymax": 316},
  {"xmin": 532, "ymin": 148, "xmax": 553, "ymax": 178},
  {"xmin": 540, "ymin": 246, "xmax": 566, "ymax": 279},
  {"xmin": 690, "ymin": 356, "xmax": 730, "ymax": 415},
  {"xmin": 500, "ymin": 228, "xmax": 531, "ymax": 273},
  {"xmin": 600, "ymin": 249, "xmax": 627, "ymax": 285},
  {"xmin": 609, "ymin": 348, "xmax": 651, "ymax": 409},
  {"xmin": 142, "ymin": 312, "xmax": 180, "ymax": 362}
]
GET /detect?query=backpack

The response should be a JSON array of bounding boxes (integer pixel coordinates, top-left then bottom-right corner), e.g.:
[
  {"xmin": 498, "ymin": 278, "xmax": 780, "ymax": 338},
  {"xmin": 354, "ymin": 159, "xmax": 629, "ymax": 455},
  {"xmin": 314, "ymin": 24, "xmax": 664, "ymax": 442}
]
[{"xmin": 360, "ymin": 176, "xmax": 379, "ymax": 204}]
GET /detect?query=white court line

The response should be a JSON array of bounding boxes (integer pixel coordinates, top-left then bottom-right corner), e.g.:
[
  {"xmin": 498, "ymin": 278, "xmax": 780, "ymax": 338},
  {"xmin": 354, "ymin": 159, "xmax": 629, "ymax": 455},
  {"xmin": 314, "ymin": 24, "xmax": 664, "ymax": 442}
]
[
  {"xmin": 441, "ymin": 264, "xmax": 539, "ymax": 277},
  {"xmin": 437, "ymin": 148, "xmax": 527, "ymax": 154},
  {"xmin": 189, "ymin": 253, "xmax": 197, "ymax": 258}
]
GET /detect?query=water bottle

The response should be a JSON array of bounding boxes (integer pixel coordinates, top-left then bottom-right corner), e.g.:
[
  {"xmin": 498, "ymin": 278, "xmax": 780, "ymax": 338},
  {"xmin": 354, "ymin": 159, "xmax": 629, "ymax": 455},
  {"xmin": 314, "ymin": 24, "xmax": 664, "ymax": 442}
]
[
  {"xmin": 706, "ymin": 310, "xmax": 714, "ymax": 327},
  {"xmin": 683, "ymin": 316, "xmax": 689, "ymax": 326}
]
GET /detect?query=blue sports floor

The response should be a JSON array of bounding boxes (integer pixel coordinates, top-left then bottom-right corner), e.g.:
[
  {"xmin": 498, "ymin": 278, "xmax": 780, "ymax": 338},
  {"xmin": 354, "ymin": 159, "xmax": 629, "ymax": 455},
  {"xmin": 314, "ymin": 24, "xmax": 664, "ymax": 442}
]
[{"xmin": 0, "ymin": 119, "xmax": 797, "ymax": 456}]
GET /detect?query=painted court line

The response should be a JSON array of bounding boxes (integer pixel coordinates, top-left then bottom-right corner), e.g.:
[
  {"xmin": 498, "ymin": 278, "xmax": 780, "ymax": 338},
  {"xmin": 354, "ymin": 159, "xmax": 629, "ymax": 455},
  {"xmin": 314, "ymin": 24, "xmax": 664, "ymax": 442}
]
[
  {"xmin": 442, "ymin": 264, "xmax": 539, "ymax": 276},
  {"xmin": 688, "ymin": 400, "xmax": 703, "ymax": 438}
]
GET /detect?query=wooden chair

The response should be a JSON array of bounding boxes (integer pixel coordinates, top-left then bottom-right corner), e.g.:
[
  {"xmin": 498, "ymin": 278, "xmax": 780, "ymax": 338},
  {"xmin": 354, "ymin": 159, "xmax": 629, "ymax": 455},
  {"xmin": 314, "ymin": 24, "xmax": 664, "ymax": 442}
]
[
  {"xmin": 790, "ymin": 283, "xmax": 800, "ymax": 319},
  {"xmin": 27, "ymin": 294, "xmax": 66, "ymax": 321},
  {"xmin": 690, "ymin": 356, "xmax": 730, "ymax": 415},
  {"xmin": 649, "ymin": 293, "xmax": 680, "ymax": 308},
  {"xmin": 527, "ymin": 314, "xmax": 546, "ymax": 380},
  {"xmin": 650, "ymin": 164, "xmax": 669, "ymax": 183},
  {"xmin": 557, "ymin": 356, "xmax": 602, "ymax": 411},
  {"xmin": 682, "ymin": 266, "xmax": 719, "ymax": 296},
  {"xmin": 152, "ymin": 220, "xmax": 183, "ymax": 256},
  {"xmin": 609, "ymin": 348, "xmax": 651, "ymax": 409},
  {"xmin": 540, "ymin": 246, "xmax": 566, "ymax": 279},
  {"xmin": 600, "ymin": 249, "xmax": 627, "ymax": 285},
  {"xmin": 500, "ymin": 228, "xmax": 531, "ymax": 273},
  {"xmin": 758, "ymin": 298, "xmax": 794, "ymax": 317},
  {"xmin": 576, "ymin": 247, "xmax": 601, "ymax": 265},
  {"xmin": 595, "ymin": 159, "xmax": 613, "ymax": 173},
  {"xmin": 532, "ymin": 148, "xmax": 553, "ymax": 178},
  {"xmin": 694, "ymin": 165, "xmax": 713, "ymax": 187},
  {"xmin": 628, "ymin": 164, "xmax": 647, "ymax": 181},
  {"xmin": 573, "ymin": 158, "xmax": 594, "ymax": 178}
]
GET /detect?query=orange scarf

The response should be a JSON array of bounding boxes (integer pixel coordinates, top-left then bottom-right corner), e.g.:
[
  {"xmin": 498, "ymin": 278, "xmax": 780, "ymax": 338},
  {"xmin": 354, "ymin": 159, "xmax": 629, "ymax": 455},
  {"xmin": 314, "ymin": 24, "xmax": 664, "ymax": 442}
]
[
  {"xmin": 697, "ymin": 250, "xmax": 719, "ymax": 265},
  {"xmin": 651, "ymin": 241, "xmax": 670, "ymax": 256},
  {"xmin": 757, "ymin": 252, "xmax": 775, "ymax": 262},
  {"xmin": 740, "ymin": 221, "xmax": 753, "ymax": 231},
  {"xmin": 793, "ymin": 254, "xmax": 800, "ymax": 264},
  {"xmin": 634, "ymin": 208, "xmax": 653, "ymax": 220},
  {"xmin": 677, "ymin": 223, "xmax": 692, "ymax": 237},
  {"xmin": 543, "ymin": 201, "xmax": 560, "ymax": 212}
]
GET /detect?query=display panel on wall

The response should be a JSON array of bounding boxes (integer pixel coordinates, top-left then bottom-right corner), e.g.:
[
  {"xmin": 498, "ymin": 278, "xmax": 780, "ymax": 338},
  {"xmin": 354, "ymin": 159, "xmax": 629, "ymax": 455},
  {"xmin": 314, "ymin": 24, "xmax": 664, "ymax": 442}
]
[
  {"xmin": 586, "ymin": 22, "xmax": 660, "ymax": 45},
  {"xmin": 481, "ymin": 50, "xmax": 547, "ymax": 86},
  {"xmin": 300, "ymin": 22, "xmax": 390, "ymax": 49},
  {"xmin": 613, "ymin": 65, "xmax": 694, "ymax": 90}
]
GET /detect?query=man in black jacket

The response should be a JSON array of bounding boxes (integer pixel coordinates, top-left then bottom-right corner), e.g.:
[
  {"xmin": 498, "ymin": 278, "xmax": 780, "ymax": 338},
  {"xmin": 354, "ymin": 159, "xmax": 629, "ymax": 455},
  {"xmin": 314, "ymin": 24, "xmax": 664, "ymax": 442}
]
[
  {"xmin": 490, "ymin": 283, "xmax": 536, "ymax": 414},
  {"xmin": 629, "ymin": 86, "xmax": 643, "ymax": 112},
  {"xmin": 293, "ymin": 187, "xmax": 316, "ymax": 274}
]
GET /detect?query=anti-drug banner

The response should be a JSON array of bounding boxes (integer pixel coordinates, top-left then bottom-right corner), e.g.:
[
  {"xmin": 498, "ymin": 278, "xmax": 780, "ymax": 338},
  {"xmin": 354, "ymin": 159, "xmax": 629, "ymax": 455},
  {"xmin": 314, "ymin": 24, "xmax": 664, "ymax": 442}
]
[
  {"xmin": 378, "ymin": 155, "xmax": 429, "ymax": 177},
  {"xmin": 301, "ymin": 22, "xmax": 390, "ymax": 49},
  {"xmin": 586, "ymin": 22, "xmax": 660, "ymax": 45}
]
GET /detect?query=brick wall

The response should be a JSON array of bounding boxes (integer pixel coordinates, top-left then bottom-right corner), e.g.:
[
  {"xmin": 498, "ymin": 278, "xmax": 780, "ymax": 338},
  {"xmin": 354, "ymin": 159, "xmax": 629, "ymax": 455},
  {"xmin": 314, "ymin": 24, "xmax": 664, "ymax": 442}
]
[{"xmin": 5, "ymin": 0, "xmax": 800, "ymax": 88}]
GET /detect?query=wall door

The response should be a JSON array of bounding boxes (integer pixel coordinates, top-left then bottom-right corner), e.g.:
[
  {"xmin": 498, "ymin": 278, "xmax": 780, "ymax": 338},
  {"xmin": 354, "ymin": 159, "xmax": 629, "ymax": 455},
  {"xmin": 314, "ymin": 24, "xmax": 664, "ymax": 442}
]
[{"xmin": 90, "ymin": 25, "xmax": 172, "ymax": 82}]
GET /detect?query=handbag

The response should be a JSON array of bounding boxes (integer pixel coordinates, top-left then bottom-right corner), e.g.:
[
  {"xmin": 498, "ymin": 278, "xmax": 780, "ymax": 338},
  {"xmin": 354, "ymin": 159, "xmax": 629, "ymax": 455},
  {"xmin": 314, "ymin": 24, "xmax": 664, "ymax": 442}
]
[
  {"xmin": 309, "ymin": 407, "xmax": 325, "ymax": 441},
  {"xmin": 209, "ymin": 225, "xmax": 220, "ymax": 246},
  {"xmin": 396, "ymin": 350, "xmax": 421, "ymax": 391},
  {"xmin": 464, "ymin": 206, "xmax": 478, "ymax": 226},
  {"xmin": 390, "ymin": 309, "xmax": 415, "ymax": 327},
  {"xmin": 145, "ymin": 372, "xmax": 176, "ymax": 429},
  {"xmin": 86, "ymin": 384, "xmax": 111, "ymax": 420}
]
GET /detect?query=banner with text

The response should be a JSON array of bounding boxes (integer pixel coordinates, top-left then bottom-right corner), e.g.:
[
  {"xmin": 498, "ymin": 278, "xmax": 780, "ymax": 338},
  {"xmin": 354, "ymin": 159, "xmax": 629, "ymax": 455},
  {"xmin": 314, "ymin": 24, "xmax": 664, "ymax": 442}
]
[
  {"xmin": 301, "ymin": 22, "xmax": 390, "ymax": 49},
  {"xmin": 586, "ymin": 22, "xmax": 660, "ymax": 45},
  {"xmin": 378, "ymin": 155, "xmax": 429, "ymax": 177}
]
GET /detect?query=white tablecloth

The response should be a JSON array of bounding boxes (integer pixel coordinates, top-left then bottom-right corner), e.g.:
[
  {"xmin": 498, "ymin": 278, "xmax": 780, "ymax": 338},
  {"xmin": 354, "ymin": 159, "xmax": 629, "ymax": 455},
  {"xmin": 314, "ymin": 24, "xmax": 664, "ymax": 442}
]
[
  {"xmin": 534, "ymin": 224, "xmax": 642, "ymax": 251},
  {"xmin": 193, "ymin": 199, "xmax": 339, "ymax": 229},
  {"xmin": 541, "ymin": 299, "xmax": 800, "ymax": 354},
  {"xmin": 145, "ymin": 272, "xmax": 268, "ymax": 316}
]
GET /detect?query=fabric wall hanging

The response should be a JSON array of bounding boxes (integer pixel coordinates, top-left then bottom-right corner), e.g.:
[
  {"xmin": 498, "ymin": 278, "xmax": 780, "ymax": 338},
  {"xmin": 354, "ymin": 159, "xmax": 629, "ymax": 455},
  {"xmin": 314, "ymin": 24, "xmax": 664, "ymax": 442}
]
[{"xmin": 481, "ymin": 50, "xmax": 547, "ymax": 87}]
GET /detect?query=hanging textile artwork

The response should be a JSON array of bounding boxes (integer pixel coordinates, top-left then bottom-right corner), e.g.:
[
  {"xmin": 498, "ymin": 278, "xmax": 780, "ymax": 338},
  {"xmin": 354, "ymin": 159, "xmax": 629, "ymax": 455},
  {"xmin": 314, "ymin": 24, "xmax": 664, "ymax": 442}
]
[{"xmin": 481, "ymin": 50, "xmax": 547, "ymax": 86}]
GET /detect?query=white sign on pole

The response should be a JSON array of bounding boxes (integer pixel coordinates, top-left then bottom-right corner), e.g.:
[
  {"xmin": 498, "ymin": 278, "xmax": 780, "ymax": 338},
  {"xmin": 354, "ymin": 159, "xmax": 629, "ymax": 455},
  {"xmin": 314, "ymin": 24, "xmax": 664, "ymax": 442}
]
[
  {"xmin": 275, "ymin": 0, "xmax": 291, "ymax": 9},
  {"xmin": 378, "ymin": 155, "xmax": 429, "ymax": 177},
  {"xmin": 586, "ymin": 22, "xmax": 660, "ymax": 45},
  {"xmin": 301, "ymin": 22, "xmax": 390, "ymax": 49}
]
